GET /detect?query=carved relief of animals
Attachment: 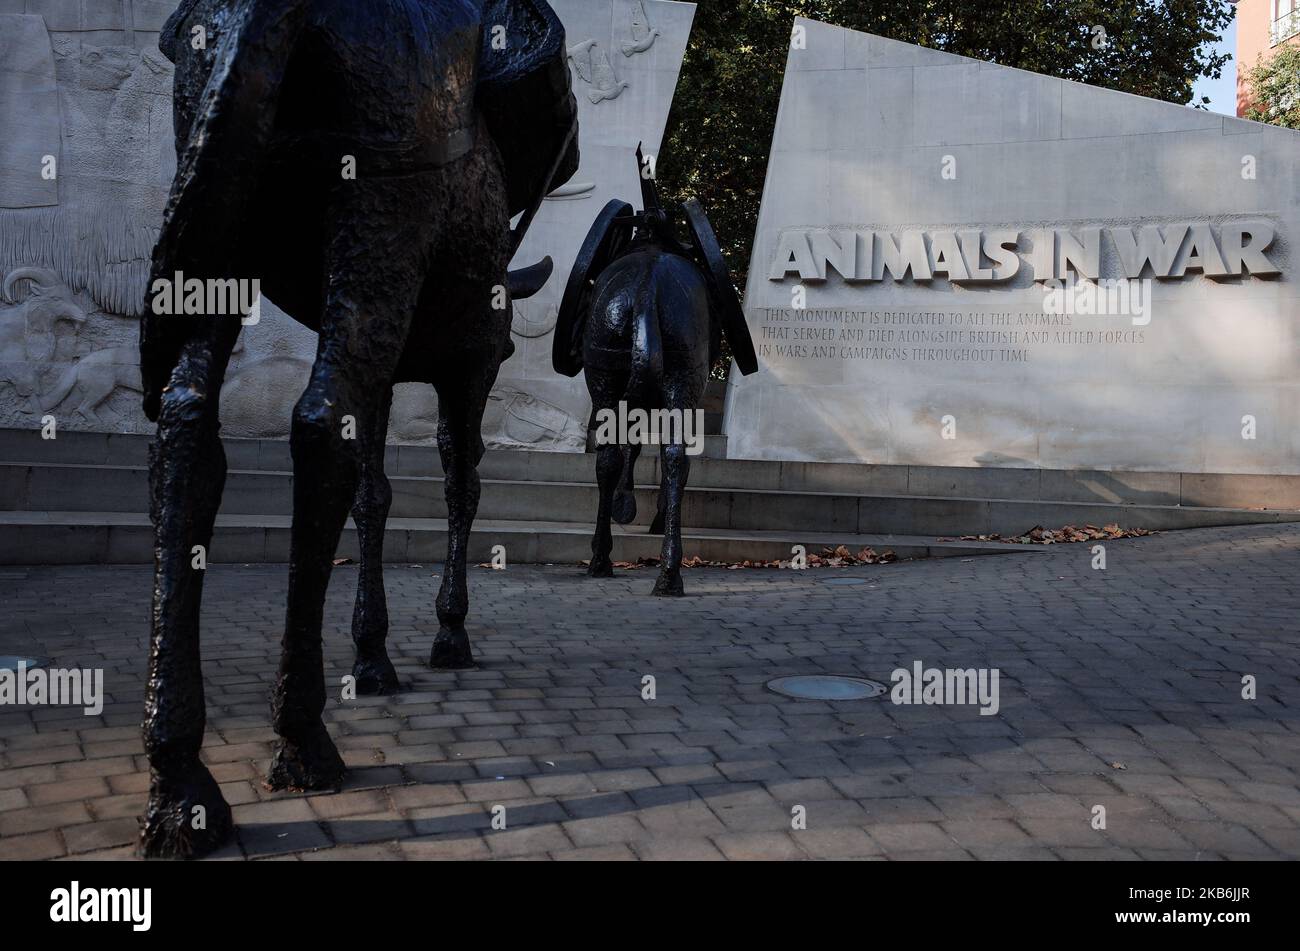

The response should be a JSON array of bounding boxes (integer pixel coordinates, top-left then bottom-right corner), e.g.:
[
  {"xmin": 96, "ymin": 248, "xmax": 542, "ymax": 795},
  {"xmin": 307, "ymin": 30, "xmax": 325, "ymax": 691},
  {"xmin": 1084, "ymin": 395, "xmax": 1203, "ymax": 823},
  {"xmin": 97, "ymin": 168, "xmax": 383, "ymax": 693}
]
[
  {"xmin": 622, "ymin": 0, "xmax": 660, "ymax": 56},
  {"xmin": 569, "ymin": 39, "xmax": 628, "ymax": 103},
  {"xmin": 0, "ymin": 268, "xmax": 88, "ymax": 413},
  {"xmin": 38, "ymin": 346, "xmax": 142, "ymax": 424}
]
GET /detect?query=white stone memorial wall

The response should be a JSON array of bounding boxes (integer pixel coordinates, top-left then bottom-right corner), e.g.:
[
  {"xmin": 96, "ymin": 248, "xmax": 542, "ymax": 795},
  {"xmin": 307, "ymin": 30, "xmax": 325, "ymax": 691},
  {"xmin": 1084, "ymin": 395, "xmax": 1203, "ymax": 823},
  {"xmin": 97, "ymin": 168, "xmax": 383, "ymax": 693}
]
[{"xmin": 725, "ymin": 18, "xmax": 1300, "ymax": 475}]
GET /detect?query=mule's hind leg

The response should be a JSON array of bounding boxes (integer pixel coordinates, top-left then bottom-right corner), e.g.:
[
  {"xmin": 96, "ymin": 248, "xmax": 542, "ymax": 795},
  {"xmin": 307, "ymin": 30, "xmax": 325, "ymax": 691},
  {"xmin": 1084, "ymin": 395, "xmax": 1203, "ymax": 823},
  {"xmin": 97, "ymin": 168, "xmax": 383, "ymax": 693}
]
[
  {"xmin": 140, "ymin": 319, "xmax": 240, "ymax": 858},
  {"xmin": 611, "ymin": 442, "xmax": 641, "ymax": 525},
  {"xmin": 653, "ymin": 441, "xmax": 691, "ymax": 597},
  {"xmin": 428, "ymin": 380, "xmax": 491, "ymax": 668},
  {"xmin": 649, "ymin": 466, "xmax": 667, "ymax": 536},
  {"xmin": 268, "ymin": 185, "xmax": 429, "ymax": 790},
  {"xmin": 585, "ymin": 363, "xmax": 635, "ymax": 576},
  {"xmin": 350, "ymin": 386, "xmax": 398, "ymax": 695},
  {"xmin": 588, "ymin": 440, "xmax": 621, "ymax": 577}
]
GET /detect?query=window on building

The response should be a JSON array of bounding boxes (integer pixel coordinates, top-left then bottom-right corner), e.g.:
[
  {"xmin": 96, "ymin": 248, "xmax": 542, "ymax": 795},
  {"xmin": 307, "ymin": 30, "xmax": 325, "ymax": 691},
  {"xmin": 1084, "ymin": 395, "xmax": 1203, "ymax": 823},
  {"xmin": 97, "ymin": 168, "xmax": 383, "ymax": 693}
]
[{"xmin": 1274, "ymin": 0, "xmax": 1300, "ymax": 45}]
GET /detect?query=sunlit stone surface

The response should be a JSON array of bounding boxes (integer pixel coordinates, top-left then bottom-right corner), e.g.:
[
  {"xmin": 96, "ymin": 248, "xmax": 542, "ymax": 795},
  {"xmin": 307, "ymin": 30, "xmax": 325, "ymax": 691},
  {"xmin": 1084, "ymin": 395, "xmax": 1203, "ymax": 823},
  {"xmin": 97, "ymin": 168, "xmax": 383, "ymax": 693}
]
[{"xmin": 725, "ymin": 18, "xmax": 1300, "ymax": 474}]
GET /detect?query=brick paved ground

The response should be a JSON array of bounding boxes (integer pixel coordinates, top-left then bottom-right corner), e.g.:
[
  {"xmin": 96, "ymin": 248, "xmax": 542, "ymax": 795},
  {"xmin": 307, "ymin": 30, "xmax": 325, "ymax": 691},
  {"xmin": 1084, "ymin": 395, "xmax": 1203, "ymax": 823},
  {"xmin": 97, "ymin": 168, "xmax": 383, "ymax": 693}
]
[{"xmin": 1, "ymin": 522, "xmax": 1297, "ymax": 861}]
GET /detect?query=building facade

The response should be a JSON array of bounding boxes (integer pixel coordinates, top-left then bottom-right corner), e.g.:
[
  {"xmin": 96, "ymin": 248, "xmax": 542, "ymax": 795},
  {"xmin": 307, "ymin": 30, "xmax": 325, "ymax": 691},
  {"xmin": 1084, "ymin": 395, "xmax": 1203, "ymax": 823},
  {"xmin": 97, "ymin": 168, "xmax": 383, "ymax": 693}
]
[{"xmin": 1236, "ymin": 0, "xmax": 1300, "ymax": 116}]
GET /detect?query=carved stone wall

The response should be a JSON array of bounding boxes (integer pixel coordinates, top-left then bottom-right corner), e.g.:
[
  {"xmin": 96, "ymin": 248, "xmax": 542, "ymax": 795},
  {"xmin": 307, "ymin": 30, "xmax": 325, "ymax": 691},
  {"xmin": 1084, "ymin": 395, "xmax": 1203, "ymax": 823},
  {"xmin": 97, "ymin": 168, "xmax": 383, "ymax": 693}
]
[
  {"xmin": 725, "ymin": 18, "xmax": 1300, "ymax": 475},
  {"xmin": 0, "ymin": 1, "xmax": 697, "ymax": 451}
]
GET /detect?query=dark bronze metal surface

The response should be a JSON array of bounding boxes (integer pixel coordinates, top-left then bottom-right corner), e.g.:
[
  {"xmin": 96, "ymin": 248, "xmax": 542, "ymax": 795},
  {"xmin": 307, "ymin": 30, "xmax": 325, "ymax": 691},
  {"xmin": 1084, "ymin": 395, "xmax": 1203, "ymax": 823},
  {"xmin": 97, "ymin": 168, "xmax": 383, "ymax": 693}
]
[
  {"xmin": 553, "ymin": 198, "xmax": 634, "ymax": 377},
  {"xmin": 565, "ymin": 152, "xmax": 749, "ymax": 598},
  {"xmin": 683, "ymin": 198, "xmax": 758, "ymax": 376},
  {"xmin": 137, "ymin": 0, "xmax": 577, "ymax": 859}
]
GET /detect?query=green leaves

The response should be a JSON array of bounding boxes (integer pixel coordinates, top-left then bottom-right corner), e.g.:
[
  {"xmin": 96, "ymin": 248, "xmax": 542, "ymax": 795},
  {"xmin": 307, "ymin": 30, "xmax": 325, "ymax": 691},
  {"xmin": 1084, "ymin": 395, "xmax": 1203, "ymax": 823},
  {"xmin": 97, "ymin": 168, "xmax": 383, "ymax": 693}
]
[{"xmin": 1242, "ymin": 42, "xmax": 1300, "ymax": 130}]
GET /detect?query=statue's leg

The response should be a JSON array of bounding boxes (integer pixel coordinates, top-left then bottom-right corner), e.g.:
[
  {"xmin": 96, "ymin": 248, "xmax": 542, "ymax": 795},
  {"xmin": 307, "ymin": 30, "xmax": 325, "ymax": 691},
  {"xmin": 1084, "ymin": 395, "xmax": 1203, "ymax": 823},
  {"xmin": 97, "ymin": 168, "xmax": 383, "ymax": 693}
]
[
  {"xmin": 428, "ymin": 380, "xmax": 490, "ymax": 669},
  {"xmin": 268, "ymin": 186, "xmax": 428, "ymax": 789},
  {"xmin": 649, "ymin": 466, "xmax": 667, "ymax": 536},
  {"xmin": 266, "ymin": 355, "xmax": 362, "ymax": 790},
  {"xmin": 611, "ymin": 441, "xmax": 641, "ymax": 525},
  {"xmin": 350, "ymin": 386, "xmax": 398, "ymax": 695},
  {"xmin": 586, "ymin": 360, "xmax": 638, "ymax": 574},
  {"xmin": 652, "ymin": 440, "xmax": 690, "ymax": 597},
  {"xmin": 140, "ymin": 319, "xmax": 240, "ymax": 859},
  {"xmin": 588, "ymin": 439, "xmax": 620, "ymax": 577}
]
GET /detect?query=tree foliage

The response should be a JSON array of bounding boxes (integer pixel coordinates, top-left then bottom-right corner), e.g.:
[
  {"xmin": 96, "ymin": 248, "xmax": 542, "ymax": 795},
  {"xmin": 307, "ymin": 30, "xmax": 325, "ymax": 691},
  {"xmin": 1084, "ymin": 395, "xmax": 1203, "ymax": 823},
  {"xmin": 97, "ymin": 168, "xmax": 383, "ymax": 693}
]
[
  {"xmin": 659, "ymin": 0, "xmax": 1236, "ymax": 293},
  {"xmin": 1243, "ymin": 42, "xmax": 1300, "ymax": 129}
]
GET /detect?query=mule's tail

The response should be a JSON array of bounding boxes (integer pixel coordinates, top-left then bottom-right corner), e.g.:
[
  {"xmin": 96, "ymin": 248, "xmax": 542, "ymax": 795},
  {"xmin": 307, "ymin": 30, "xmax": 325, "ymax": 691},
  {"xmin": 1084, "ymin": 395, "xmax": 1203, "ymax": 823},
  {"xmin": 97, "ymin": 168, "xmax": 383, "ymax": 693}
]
[
  {"xmin": 610, "ymin": 285, "xmax": 665, "ymax": 525},
  {"xmin": 141, "ymin": 0, "xmax": 312, "ymax": 421}
]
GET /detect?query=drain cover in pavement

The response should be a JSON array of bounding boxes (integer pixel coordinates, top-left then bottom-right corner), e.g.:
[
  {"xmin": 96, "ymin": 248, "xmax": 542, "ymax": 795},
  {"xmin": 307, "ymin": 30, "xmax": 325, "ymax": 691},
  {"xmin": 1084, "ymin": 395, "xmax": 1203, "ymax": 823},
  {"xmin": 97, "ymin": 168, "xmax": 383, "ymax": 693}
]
[
  {"xmin": 0, "ymin": 656, "xmax": 49, "ymax": 671},
  {"xmin": 766, "ymin": 675, "xmax": 886, "ymax": 701}
]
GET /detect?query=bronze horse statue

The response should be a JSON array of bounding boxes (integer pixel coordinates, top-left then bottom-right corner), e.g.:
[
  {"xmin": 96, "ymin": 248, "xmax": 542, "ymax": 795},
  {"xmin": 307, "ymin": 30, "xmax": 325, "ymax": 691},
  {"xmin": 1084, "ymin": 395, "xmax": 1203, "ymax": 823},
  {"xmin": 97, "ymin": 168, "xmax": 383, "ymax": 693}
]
[
  {"xmin": 138, "ymin": 0, "xmax": 577, "ymax": 858},
  {"xmin": 553, "ymin": 153, "xmax": 757, "ymax": 597}
]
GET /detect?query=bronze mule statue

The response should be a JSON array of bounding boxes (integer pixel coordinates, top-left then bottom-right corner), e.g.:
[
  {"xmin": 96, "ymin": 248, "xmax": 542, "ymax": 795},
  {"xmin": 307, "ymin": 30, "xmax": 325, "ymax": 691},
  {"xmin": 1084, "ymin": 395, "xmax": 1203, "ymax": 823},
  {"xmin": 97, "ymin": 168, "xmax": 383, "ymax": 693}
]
[
  {"xmin": 138, "ymin": 0, "xmax": 577, "ymax": 858},
  {"xmin": 553, "ymin": 152, "xmax": 758, "ymax": 597}
]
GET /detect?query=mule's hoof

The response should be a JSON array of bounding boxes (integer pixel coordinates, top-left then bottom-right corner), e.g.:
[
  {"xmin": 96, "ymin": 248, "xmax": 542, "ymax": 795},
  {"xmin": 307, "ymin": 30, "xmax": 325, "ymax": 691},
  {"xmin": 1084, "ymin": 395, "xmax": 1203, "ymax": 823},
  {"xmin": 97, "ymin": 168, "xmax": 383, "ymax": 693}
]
[
  {"xmin": 266, "ymin": 726, "xmax": 346, "ymax": 792},
  {"xmin": 352, "ymin": 653, "xmax": 400, "ymax": 696},
  {"xmin": 612, "ymin": 490, "xmax": 637, "ymax": 525},
  {"xmin": 429, "ymin": 627, "xmax": 475, "ymax": 669},
  {"xmin": 652, "ymin": 569, "xmax": 685, "ymax": 597},
  {"xmin": 587, "ymin": 556, "xmax": 615, "ymax": 578},
  {"xmin": 139, "ymin": 761, "xmax": 234, "ymax": 860}
]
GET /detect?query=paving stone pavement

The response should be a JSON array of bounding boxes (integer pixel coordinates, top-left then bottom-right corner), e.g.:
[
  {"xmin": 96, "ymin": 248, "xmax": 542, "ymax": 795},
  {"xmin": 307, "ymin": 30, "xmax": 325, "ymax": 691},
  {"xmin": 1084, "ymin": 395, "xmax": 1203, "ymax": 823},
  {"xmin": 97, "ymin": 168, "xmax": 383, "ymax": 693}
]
[{"xmin": 0, "ymin": 522, "xmax": 1297, "ymax": 861}]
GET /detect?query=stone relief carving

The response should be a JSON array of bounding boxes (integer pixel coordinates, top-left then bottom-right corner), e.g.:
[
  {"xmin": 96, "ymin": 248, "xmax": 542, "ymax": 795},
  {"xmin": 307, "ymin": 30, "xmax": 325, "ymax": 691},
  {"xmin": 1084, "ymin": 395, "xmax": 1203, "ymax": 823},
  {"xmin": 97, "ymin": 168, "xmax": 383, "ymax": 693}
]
[
  {"xmin": 511, "ymin": 299, "xmax": 559, "ymax": 339},
  {"xmin": 0, "ymin": 264, "xmax": 147, "ymax": 429},
  {"xmin": 99, "ymin": 46, "xmax": 176, "ymax": 187},
  {"xmin": 566, "ymin": 0, "xmax": 660, "ymax": 105},
  {"xmin": 0, "ymin": 206, "xmax": 160, "ymax": 319},
  {"xmin": 0, "ymin": 8, "xmax": 311, "ymax": 441},
  {"xmin": 38, "ymin": 344, "xmax": 142, "ymax": 425},
  {"xmin": 385, "ymin": 382, "xmax": 586, "ymax": 451},
  {"xmin": 622, "ymin": 0, "xmax": 660, "ymax": 56},
  {"xmin": 0, "ymin": 11, "xmax": 170, "ymax": 436},
  {"xmin": 568, "ymin": 40, "xmax": 628, "ymax": 103},
  {"xmin": 545, "ymin": 181, "xmax": 595, "ymax": 201},
  {"xmin": 0, "ymin": 268, "xmax": 87, "ymax": 415},
  {"xmin": 219, "ymin": 336, "xmax": 314, "ymax": 439},
  {"xmin": 78, "ymin": 45, "xmax": 140, "ymax": 91},
  {"xmin": 486, "ymin": 384, "xmax": 587, "ymax": 450}
]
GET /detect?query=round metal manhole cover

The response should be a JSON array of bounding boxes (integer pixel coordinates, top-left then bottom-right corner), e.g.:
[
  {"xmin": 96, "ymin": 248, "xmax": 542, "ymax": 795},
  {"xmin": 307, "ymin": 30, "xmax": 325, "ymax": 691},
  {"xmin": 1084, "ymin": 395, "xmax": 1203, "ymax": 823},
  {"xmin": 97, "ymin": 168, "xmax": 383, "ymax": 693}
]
[
  {"xmin": 766, "ymin": 675, "xmax": 886, "ymax": 701},
  {"xmin": 0, "ymin": 656, "xmax": 49, "ymax": 671}
]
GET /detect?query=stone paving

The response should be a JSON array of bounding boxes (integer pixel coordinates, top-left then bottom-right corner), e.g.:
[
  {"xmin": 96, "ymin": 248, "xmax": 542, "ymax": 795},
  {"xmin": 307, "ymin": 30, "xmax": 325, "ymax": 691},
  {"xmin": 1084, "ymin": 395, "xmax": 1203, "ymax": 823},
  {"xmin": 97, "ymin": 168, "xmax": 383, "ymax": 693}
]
[{"xmin": 0, "ymin": 522, "xmax": 1297, "ymax": 861}]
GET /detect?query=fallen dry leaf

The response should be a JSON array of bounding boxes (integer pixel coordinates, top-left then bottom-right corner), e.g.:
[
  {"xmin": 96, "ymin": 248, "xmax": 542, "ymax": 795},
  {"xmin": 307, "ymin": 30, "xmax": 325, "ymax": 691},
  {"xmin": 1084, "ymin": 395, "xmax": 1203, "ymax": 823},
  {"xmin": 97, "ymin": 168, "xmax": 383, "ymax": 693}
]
[
  {"xmin": 574, "ymin": 546, "xmax": 900, "ymax": 571},
  {"xmin": 938, "ymin": 523, "xmax": 1154, "ymax": 546}
]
